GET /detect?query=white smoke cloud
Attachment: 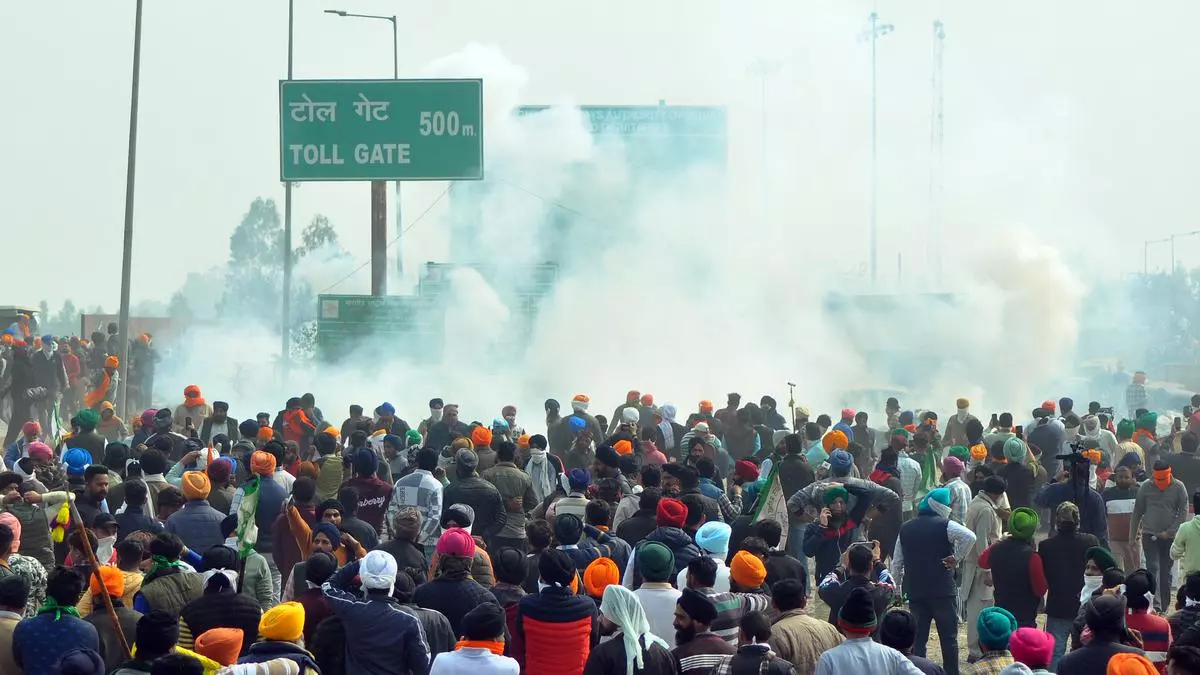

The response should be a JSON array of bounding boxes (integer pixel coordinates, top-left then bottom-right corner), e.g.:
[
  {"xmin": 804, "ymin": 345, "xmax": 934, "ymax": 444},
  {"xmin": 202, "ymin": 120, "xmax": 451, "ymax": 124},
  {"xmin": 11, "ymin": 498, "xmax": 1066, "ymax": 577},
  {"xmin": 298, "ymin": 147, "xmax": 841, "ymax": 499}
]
[{"xmin": 150, "ymin": 43, "xmax": 1092, "ymax": 431}]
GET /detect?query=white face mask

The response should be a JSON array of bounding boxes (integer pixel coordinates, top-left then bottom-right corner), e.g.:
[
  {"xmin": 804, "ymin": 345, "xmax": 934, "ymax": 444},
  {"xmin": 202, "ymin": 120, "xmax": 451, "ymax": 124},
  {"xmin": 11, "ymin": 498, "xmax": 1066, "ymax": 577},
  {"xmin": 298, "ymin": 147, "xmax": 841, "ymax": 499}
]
[
  {"xmin": 1081, "ymin": 575, "xmax": 1103, "ymax": 603},
  {"xmin": 430, "ymin": 408, "xmax": 443, "ymax": 422},
  {"xmin": 957, "ymin": 408, "xmax": 969, "ymax": 422}
]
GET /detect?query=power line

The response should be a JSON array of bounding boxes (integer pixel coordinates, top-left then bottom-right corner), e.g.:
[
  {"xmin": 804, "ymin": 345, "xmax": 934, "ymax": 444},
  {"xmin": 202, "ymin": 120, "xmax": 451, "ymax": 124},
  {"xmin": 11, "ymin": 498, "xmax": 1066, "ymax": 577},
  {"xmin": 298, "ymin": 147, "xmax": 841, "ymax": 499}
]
[{"xmin": 319, "ymin": 186, "xmax": 449, "ymax": 293}]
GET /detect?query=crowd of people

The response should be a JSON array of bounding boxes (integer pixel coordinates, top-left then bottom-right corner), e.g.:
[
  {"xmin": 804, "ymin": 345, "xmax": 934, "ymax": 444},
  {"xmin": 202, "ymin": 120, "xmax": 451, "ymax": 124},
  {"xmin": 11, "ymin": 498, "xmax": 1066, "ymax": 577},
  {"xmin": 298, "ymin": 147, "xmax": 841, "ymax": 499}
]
[{"xmin": 0, "ymin": 339, "xmax": 1199, "ymax": 675}]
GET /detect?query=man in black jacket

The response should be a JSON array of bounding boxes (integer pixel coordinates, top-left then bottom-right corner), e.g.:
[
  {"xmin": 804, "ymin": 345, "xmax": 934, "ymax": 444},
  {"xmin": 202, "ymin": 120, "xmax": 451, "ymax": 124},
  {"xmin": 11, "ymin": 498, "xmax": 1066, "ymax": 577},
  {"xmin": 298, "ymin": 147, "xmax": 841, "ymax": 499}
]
[
  {"xmin": 29, "ymin": 336, "xmax": 67, "ymax": 433},
  {"xmin": 754, "ymin": 520, "xmax": 806, "ymax": 589},
  {"xmin": 712, "ymin": 611, "xmax": 795, "ymax": 675},
  {"xmin": 1056, "ymin": 595, "xmax": 1144, "ymax": 675},
  {"xmin": 1038, "ymin": 501, "xmax": 1099, "ymax": 670},
  {"xmin": 426, "ymin": 404, "xmax": 470, "ymax": 452},
  {"xmin": 615, "ymin": 488, "xmax": 661, "ymax": 547},
  {"xmin": 444, "ymin": 448, "xmax": 506, "ymax": 546},
  {"xmin": 199, "ymin": 401, "xmax": 239, "ymax": 446},
  {"xmin": 815, "ymin": 540, "xmax": 894, "ymax": 626},
  {"xmin": 776, "ymin": 434, "xmax": 815, "ymax": 564}
]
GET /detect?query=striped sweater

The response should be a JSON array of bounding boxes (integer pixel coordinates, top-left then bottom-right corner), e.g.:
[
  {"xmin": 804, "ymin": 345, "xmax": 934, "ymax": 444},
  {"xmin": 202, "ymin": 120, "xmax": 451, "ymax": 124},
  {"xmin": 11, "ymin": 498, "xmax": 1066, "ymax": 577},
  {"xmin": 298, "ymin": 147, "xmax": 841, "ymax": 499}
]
[
  {"xmin": 673, "ymin": 632, "xmax": 736, "ymax": 675},
  {"xmin": 1103, "ymin": 484, "xmax": 1139, "ymax": 542},
  {"xmin": 1125, "ymin": 609, "xmax": 1171, "ymax": 672}
]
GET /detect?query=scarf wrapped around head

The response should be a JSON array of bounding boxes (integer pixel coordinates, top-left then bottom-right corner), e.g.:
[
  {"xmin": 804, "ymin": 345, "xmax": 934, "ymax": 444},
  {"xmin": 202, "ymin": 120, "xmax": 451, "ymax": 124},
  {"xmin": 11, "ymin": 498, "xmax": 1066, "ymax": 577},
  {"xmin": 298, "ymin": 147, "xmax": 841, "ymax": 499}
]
[
  {"xmin": 525, "ymin": 448, "xmax": 557, "ymax": 503},
  {"xmin": 918, "ymin": 487, "xmax": 952, "ymax": 519},
  {"xmin": 1154, "ymin": 465, "xmax": 1173, "ymax": 491},
  {"xmin": 183, "ymin": 385, "xmax": 206, "ymax": 408},
  {"xmin": 600, "ymin": 584, "xmax": 670, "ymax": 675}
]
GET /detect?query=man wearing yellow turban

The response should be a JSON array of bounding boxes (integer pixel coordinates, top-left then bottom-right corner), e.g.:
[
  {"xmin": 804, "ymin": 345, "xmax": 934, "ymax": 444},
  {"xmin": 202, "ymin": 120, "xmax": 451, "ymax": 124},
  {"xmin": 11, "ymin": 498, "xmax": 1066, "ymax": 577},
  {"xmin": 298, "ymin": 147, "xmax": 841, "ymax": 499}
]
[{"xmin": 241, "ymin": 601, "xmax": 320, "ymax": 670}]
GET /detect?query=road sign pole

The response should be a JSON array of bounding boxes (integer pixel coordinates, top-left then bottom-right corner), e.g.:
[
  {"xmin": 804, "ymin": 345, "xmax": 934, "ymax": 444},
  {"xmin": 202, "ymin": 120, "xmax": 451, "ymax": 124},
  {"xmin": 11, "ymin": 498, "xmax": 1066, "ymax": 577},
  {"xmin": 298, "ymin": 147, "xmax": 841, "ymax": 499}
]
[
  {"xmin": 371, "ymin": 180, "xmax": 387, "ymax": 295},
  {"xmin": 282, "ymin": 0, "xmax": 295, "ymax": 376},
  {"xmin": 391, "ymin": 17, "xmax": 404, "ymax": 281}
]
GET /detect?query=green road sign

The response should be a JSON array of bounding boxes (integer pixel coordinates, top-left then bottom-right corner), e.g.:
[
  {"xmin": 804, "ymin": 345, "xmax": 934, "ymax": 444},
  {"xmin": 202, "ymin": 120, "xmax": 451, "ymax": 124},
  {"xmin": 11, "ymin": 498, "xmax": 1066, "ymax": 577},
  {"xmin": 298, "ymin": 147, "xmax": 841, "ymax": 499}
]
[
  {"xmin": 316, "ymin": 294, "xmax": 442, "ymax": 361},
  {"xmin": 280, "ymin": 79, "xmax": 484, "ymax": 182}
]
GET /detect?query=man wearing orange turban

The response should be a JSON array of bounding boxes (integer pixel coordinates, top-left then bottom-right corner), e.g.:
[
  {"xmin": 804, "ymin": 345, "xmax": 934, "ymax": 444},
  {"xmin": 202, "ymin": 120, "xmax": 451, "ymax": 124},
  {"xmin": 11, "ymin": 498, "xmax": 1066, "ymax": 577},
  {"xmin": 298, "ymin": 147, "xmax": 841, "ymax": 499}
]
[
  {"xmin": 173, "ymin": 384, "xmax": 212, "ymax": 434},
  {"xmin": 250, "ymin": 450, "xmax": 277, "ymax": 477},
  {"xmin": 169, "ymin": 471, "xmax": 227, "ymax": 552},
  {"xmin": 83, "ymin": 356, "xmax": 120, "ymax": 412},
  {"xmin": 583, "ymin": 557, "xmax": 620, "ymax": 598},
  {"xmin": 729, "ymin": 550, "xmax": 767, "ymax": 591},
  {"xmin": 194, "ymin": 627, "xmax": 243, "ymax": 666},
  {"xmin": 471, "ymin": 425, "xmax": 493, "ymax": 449},
  {"xmin": 86, "ymin": 566, "xmax": 142, "ymax": 671}
]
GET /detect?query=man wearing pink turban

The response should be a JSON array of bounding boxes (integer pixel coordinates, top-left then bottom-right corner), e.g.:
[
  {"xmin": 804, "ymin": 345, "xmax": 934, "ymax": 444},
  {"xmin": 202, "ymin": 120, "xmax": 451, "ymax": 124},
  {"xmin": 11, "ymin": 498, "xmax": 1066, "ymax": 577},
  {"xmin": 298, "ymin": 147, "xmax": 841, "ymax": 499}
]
[
  {"xmin": 0, "ymin": 510, "xmax": 45, "ymax": 617},
  {"xmin": 0, "ymin": 512, "xmax": 21, "ymax": 555}
]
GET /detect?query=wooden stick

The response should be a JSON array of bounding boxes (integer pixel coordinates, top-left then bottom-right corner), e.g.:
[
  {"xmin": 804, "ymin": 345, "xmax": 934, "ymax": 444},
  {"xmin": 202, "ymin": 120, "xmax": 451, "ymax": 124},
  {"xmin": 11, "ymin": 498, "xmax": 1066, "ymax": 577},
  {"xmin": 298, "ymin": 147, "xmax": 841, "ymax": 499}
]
[{"xmin": 68, "ymin": 499, "xmax": 130, "ymax": 659}]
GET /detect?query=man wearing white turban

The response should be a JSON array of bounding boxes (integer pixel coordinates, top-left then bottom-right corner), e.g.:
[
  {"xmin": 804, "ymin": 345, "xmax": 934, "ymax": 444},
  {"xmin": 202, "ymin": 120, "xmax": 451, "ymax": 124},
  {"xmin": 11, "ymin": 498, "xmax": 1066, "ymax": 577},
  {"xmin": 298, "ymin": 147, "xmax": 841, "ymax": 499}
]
[{"xmin": 584, "ymin": 584, "xmax": 675, "ymax": 675}]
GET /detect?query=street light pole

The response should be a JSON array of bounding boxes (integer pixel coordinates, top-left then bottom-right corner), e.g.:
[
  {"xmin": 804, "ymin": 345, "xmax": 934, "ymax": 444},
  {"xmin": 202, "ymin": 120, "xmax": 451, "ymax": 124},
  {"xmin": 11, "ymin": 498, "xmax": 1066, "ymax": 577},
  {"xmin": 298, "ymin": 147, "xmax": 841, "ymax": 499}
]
[
  {"xmin": 1145, "ymin": 237, "xmax": 1170, "ymax": 274},
  {"xmin": 325, "ymin": 9, "xmax": 402, "ymax": 288},
  {"xmin": 1169, "ymin": 230, "xmax": 1200, "ymax": 272},
  {"xmin": 116, "ymin": 0, "xmax": 145, "ymax": 417},
  {"xmin": 747, "ymin": 59, "xmax": 781, "ymax": 225},
  {"xmin": 860, "ymin": 12, "xmax": 893, "ymax": 286},
  {"xmin": 282, "ymin": 0, "xmax": 294, "ymax": 375}
]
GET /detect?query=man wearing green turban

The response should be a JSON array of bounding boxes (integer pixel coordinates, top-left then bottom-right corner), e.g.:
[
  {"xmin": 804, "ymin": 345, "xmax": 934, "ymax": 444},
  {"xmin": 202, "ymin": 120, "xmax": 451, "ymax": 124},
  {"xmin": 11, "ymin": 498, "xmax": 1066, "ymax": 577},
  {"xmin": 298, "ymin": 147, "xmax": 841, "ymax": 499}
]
[
  {"xmin": 1008, "ymin": 508, "xmax": 1039, "ymax": 540},
  {"xmin": 69, "ymin": 408, "xmax": 108, "ymax": 466},
  {"xmin": 978, "ymin": 507, "xmax": 1047, "ymax": 628}
]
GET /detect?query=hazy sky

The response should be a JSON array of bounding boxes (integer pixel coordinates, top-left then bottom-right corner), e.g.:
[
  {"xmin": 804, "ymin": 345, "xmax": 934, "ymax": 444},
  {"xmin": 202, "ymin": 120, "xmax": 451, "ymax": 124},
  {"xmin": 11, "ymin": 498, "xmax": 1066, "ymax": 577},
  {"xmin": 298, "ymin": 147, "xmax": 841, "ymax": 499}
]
[{"xmin": 5, "ymin": 0, "xmax": 1200, "ymax": 313}]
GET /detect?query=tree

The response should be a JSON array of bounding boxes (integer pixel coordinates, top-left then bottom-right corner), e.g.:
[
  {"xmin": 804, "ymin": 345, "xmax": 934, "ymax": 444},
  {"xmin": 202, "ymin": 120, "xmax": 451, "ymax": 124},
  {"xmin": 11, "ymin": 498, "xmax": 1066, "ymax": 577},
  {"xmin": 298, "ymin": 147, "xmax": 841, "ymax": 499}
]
[
  {"xmin": 51, "ymin": 299, "xmax": 78, "ymax": 337},
  {"xmin": 219, "ymin": 197, "xmax": 346, "ymax": 327},
  {"xmin": 227, "ymin": 197, "xmax": 284, "ymax": 268},
  {"xmin": 296, "ymin": 214, "xmax": 339, "ymax": 260},
  {"xmin": 168, "ymin": 292, "xmax": 194, "ymax": 323}
]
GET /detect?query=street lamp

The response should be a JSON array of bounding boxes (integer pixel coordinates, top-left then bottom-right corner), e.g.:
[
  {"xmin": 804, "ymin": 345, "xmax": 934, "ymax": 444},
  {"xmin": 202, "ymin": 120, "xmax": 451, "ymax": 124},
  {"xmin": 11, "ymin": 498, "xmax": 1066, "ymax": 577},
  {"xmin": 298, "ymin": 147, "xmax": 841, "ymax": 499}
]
[
  {"xmin": 859, "ymin": 12, "xmax": 894, "ymax": 287},
  {"xmin": 1170, "ymin": 229, "xmax": 1200, "ymax": 272},
  {"xmin": 323, "ymin": 10, "xmax": 398, "ymax": 79},
  {"xmin": 1145, "ymin": 237, "xmax": 1170, "ymax": 274},
  {"xmin": 325, "ymin": 9, "xmax": 403, "ymax": 289}
]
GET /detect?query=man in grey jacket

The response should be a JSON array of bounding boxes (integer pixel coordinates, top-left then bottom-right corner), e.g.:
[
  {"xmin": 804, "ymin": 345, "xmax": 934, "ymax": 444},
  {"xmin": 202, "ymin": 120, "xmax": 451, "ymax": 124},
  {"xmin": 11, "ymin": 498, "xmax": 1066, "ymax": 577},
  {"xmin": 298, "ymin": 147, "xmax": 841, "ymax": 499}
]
[
  {"xmin": 787, "ymin": 450, "xmax": 901, "ymax": 530},
  {"xmin": 1130, "ymin": 459, "xmax": 1189, "ymax": 611}
]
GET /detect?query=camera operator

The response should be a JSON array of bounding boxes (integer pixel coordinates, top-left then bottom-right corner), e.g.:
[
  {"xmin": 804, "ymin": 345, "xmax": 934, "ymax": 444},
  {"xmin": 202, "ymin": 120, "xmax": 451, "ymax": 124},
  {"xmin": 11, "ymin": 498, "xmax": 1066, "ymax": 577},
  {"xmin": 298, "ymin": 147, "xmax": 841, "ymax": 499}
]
[{"xmin": 1034, "ymin": 449, "xmax": 1108, "ymax": 548}]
